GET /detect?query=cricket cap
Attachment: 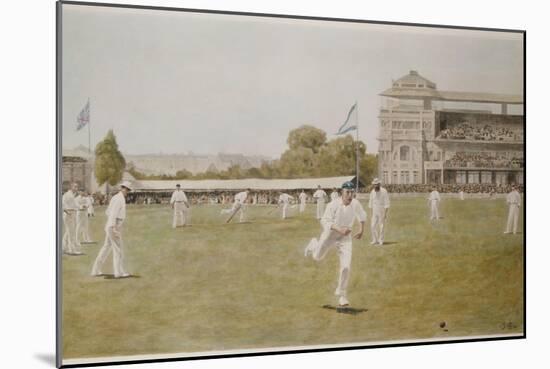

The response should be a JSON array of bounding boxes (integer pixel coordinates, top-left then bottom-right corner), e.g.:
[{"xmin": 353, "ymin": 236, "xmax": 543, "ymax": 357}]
[{"xmin": 341, "ymin": 181, "xmax": 355, "ymax": 190}]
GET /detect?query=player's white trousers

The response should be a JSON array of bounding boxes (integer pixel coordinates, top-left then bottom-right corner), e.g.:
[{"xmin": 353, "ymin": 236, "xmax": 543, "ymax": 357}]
[
  {"xmin": 92, "ymin": 221, "xmax": 128, "ymax": 277},
  {"xmin": 430, "ymin": 201, "xmax": 439, "ymax": 220},
  {"xmin": 173, "ymin": 202, "xmax": 187, "ymax": 227},
  {"xmin": 222, "ymin": 203, "xmax": 245, "ymax": 222},
  {"xmin": 300, "ymin": 202, "xmax": 306, "ymax": 213},
  {"xmin": 282, "ymin": 203, "xmax": 288, "ymax": 219},
  {"xmin": 76, "ymin": 210, "xmax": 91, "ymax": 242},
  {"xmin": 371, "ymin": 208, "xmax": 386, "ymax": 244},
  {"xmin": 62, "ymin": 211, "xmax": 78, "ymax": 253},
  {"xmin": 316, "ymin": 201, "xmax": 325, "ymax": 219},
  {"xmin": 506, "ymin": 205, "xmax": 520, "ymax": 234},
  {"xmin": 310, "ymin": 230, "xmax": 352, "ymax": 298}
]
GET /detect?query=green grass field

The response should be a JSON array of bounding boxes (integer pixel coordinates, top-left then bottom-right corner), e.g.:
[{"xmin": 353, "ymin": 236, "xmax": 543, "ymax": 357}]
[{"xmin": 62, "ymin": 196, "xmax": 524, "ymax": 360}]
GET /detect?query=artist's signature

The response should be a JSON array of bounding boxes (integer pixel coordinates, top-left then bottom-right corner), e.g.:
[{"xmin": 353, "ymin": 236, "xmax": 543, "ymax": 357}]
[{"xmin": 500, "ymin": 321, "xmax": 518, "ymax": 330}]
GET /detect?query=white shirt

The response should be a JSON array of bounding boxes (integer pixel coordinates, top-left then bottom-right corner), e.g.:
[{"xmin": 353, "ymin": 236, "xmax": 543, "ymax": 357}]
[
  {"xmin": 278, "ymin": 193, "xmax": 293, "ymax": 204},
  {"xmin": 86, "ymin": 196, "xmax": 94, "ymax": 207},
  {"xmin": 234, "ymin": 191, "xmax": 248, "ymax": 204},
  {"xmin": 313, "ymin": 189, "xmax": 327, "ymax": 203},
  {"xmin": 506, "ymin": 190, "xmax": 521, "ymax": 207},
  {"xmin": 170, "ymin": 190, "xmax": 188, "ymax": 204},
  {"xmin": 321, "ymin": 198, "xmax": 367, "ymax": 232},
  {"xmin": 369, "ymin": 188, "xmax": 390, "ymax": 210},
  {"xmin": 75, "ymin": 195, "xmax": 88, "ymax": 210},
  {"xmin": 330, "ymin": 191, "xmax": 340, "ymax": 201},
  {"xmin": 62, "ymin": 190, "xmax": 78, "ymax": 211},
  {"xmin": 105, "ymin": 192, "xmax": 126, "ymax": 230},
  {"xmin": 428, "ymin": 191, "xmax": 441, "ymax": 202},
  {"xmin": 299, "ymin": 192, "xmax": 307, "ymax": 203}
]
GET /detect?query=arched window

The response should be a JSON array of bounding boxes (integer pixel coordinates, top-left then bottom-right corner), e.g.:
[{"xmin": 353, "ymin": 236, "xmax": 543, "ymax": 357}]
[{"xmin": 400, "ymin": 146, "xmax": 411, "ymax": 161}]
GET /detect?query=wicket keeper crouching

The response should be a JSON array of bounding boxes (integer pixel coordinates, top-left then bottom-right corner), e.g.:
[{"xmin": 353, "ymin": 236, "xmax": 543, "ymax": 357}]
[{"xmin": 304, "ymin": 181, "xmax": 366, "ymax": 306}]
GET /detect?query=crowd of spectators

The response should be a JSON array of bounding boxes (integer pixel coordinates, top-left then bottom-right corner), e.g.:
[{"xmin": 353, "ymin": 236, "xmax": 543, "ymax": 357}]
[
  {"xmin": 384, "ymin": 183, "xmax": 523, "ymax": 194},
  {"xmin": 121, "ymin": 189, "xmax": 343, "ymax": 205},
  {"xmin": 92, "ymin": 184, "xmax": 523, "ymax": 205},
  {"xmin": 438, "ymin": 122, "xmax": 522, "ymax": 142},
  {"xmin": 444, "ymin": 152, "xmax": 524, "ymax": 169}
]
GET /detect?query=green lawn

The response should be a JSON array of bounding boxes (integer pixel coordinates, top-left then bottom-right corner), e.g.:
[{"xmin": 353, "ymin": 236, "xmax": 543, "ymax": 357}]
[{"xmin": 62, "ymin": 197, "xmax": 524, "ymax": 360}]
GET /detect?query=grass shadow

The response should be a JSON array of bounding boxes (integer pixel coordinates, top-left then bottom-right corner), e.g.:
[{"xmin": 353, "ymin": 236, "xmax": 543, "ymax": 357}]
[
  {"xmin": 322, "ymin": 305, "xmax": 368, "ymax": 315},
  {"xmin": 101, "ymin": 274, "xmax": 142, "ymax": 280}
]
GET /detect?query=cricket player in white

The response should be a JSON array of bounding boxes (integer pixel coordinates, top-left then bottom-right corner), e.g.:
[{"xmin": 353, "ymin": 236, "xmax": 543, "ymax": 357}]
[
  {"xmin": 313, "ymin": 185, "xmax": 327, "ymax": 219},
  {"xmin": 86, "ymin": 193, "xmax": 95, "ymax": 217},
  {"xmin": 304, "ymin": 181, "xmax": 366, "ymax": 306},
  {"xmin": 170, "ymin": 184, "xmax": 190, "ymax": 228},
  {"xmin": 221, "ymin": 189, "xmax": 249, "ymax": 223},
  {"xmin": 278, "ymin": 192, "xmax": 294, "ymax": 219},
  {"xmin": 459, "ymin": 190, "xmax": 465, "ymax": 200},
  {"xmin": 330, "ymin": 188, "xmax": 340, "ymax": 202},
  {"xmin": 504, "ymin": 185, "xmax": 521, "ymax": 234},
  {"xmin": 91, "ymin": 181, "xmax": 132, "ymax": 278},
  {"xmin": 428, "ymin": 187, "xmax": 441, "ymax": 221},
  {"xmin": 75, "ymin": 191, "xmax": 92, "ymax": 243},
  {"xmin": 299, "ymin": 190, "xmax": 307, "ymax": 213},
  {"xmin": 368, "ymin": 178, "xmax": 390, "ymax": 246},
  {"xmin": 62, "ymin": 183, "xmax": 83, "ymax": 255}
]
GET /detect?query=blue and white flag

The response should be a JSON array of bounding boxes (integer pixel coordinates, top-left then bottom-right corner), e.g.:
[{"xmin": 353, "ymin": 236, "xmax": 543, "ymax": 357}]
[
  {"xmin": 335, "ymin": 103, "xmax": 357, "ymax": 135},
  {"xmin": 76, "ymin": 100, "xmax": 90, "ymax": 131}
]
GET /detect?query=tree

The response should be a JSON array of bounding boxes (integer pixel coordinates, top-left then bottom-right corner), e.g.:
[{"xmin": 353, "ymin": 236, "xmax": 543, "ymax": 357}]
[
  {"xmin": 317, "ymin": 134, "xmax": 376, "ymax": 185},
  {"xmin": 287, "ymin": 125, "xmax": 327, "ymax": 153},
  {"xmin": 94, "ymin": 130, "xmax": 126, "ymax": 186},
  {"xmin": 278, "ymin": 147, "xmax": 318, "ymax": 178}
]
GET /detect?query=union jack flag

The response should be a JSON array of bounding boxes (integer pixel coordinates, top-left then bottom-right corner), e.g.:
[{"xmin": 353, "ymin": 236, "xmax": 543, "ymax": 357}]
[{"xmin": 76, "ymin": 100, "xmax": 90, "ymax": 131}]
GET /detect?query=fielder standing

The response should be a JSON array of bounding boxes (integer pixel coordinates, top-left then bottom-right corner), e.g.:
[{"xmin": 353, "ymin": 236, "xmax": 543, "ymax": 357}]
[
  {"xmin": 313, "ymin": 185, "xmax": 327, "ymax": 219},
  {"xmin": 428, "ymin": 186, "xmax": 441, "ymax": 221},
  {"xmin": 304, "ymin": 181, "xmax": 366, "ymax": 307},
  {"xmin": 62, "ymin": 182, "xmax": 82, "ymax": 255},
  {"xmin": 330, "ymin": 188, "xmax": 340, "ymax": 202},
  {"xmin": 299, "ymin": 190, "xmax": 307, "ymax": 213},
  {"xmin": 368, "ymin": 178, "xmax": 390, "ymax": 246},
  {"xmin": 504, "ymin": 184, "xmax": 521, "ymax": 234},
  {"xmin": 76, "ymin": 190, "xmax": 92, "ymax": 243},
  {"xmin": 170, "ymin": 184, "xmax": 190, "ymax": 228},
  {"xmin": 91, "ymin": 181, "xmax": 133, "ymax": 278},
  {"xmin": 86, "ymin": 192, "xmax": 95, "ymax": 217}
]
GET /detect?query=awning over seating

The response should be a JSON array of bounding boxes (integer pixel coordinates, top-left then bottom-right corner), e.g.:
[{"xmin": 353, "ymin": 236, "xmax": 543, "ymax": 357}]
[{"xmin": 130, "ymin": 176, "xmax": 360, "ymax": 192}]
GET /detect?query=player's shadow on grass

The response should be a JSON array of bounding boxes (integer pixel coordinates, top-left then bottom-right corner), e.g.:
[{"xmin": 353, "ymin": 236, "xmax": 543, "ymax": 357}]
[
  {"xmin": 322, "ymin": 305, "xmax": 368, "ymax": 315},
  {"xmin": 102, "ymin": 274, "xmax": 141, "ymax": 280},
  {"xmin": 380, "ymin": 241, "xmax": 398, "ymax": 246}
]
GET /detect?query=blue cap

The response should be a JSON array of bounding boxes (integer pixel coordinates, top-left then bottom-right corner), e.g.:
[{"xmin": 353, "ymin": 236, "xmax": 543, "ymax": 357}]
[{"xmin": 341, "ymin": 181, "xmax": 355, "ymax": 190}]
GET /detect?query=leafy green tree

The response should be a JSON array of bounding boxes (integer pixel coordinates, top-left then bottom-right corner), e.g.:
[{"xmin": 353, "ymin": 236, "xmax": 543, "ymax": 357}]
[
  {"xmin": 94, "ymin": 130, "xmax": 126, "ymax": 186},
  {"xmin": 287, "ymin": 125, "xmax": 327, "ymax": 153},
  {"xmin": 278, "ymin": 147, "xmax": 318, "ymax": 178}
]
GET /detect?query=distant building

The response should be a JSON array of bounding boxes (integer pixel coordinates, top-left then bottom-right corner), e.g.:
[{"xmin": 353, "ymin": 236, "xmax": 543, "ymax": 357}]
[
  {"xmin": 62, "ymin": 156, "xmax": 93, "ymax": 192},
  {"xmin": 377, "ymin": 70, "xmax": 524, "ymax": 185}
]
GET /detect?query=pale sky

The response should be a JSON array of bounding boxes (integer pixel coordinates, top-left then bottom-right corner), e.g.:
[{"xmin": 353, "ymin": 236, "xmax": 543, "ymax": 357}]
[{"xmin": 61, "ymin": 4, "xmax": 523, "ymax": 157}]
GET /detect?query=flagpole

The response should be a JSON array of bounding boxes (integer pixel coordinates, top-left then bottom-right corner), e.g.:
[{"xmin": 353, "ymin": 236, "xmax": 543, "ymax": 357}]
[{"xmin": 355, "ymin": 101, "xmax": 360, "ymax": 193}]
